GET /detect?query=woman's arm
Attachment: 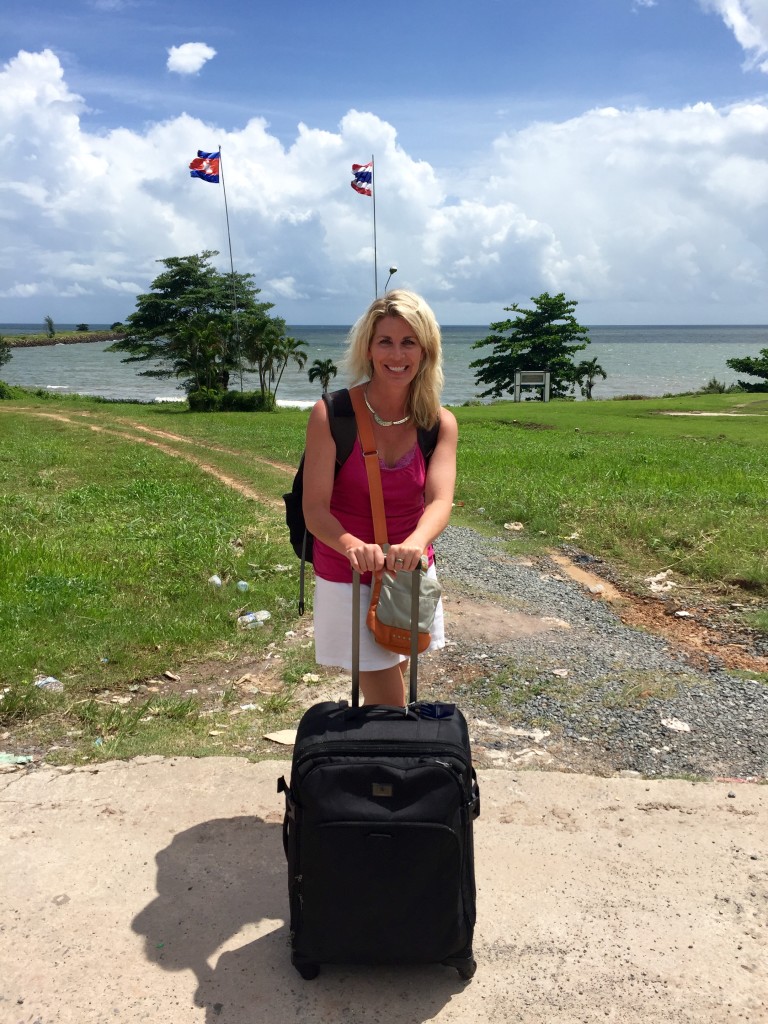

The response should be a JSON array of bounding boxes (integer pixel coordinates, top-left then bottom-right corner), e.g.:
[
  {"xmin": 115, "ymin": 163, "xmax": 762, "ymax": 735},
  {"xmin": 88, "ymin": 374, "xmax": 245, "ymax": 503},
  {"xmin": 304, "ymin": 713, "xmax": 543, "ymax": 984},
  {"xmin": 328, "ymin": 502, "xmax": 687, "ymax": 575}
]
[
  {"xmin": 302, "ymin": 399, "xmax": 386, "ymax": 577},
  {"xmin": 385, "ymin": 408, "xmax": 458, "ymax": 573}
]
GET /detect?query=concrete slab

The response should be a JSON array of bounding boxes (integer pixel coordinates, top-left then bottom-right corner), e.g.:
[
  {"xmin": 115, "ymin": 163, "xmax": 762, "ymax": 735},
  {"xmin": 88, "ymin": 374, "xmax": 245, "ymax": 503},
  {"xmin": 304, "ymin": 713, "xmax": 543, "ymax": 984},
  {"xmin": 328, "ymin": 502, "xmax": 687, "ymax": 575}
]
[{"xmin": 2, "ymin": 758, "xmax": 766, "ymax": 1023}]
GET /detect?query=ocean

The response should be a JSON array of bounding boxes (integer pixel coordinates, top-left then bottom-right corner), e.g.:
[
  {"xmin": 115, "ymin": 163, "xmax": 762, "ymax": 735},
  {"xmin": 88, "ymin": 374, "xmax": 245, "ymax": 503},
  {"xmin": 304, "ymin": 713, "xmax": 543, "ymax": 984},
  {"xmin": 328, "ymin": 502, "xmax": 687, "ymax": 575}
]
[{"xmin": 2, "ymin": 324, "xmax": 766, "ymax": 405}]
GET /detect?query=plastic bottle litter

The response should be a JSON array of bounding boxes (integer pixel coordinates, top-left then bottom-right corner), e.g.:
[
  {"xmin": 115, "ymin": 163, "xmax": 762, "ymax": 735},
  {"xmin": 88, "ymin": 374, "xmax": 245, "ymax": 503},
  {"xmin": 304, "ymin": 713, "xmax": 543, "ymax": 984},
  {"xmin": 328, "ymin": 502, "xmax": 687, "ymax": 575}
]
[
  {"xmin": 34, "ymin": 676, "xmax": 64, "ymax": 693},
  {"xmin": 236, "ymin": 580, "xmax": 250, "ymax": 593},
  {"xmin": 237, "ymin": 610, "xmax": 271, "ymax": 629},
  {"xmin": 0, "ymin": 753, "xmax": 34, "ymax": 765},
  {"xmin": 208, "ymin": 574, "xmax": 223, "ymax": 588}
]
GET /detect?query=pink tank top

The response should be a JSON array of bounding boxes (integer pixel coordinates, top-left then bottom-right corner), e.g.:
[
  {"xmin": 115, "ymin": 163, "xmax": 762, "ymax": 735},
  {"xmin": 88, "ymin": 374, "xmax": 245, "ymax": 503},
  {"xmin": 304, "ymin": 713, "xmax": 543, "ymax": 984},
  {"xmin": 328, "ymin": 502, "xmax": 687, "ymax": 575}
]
[{"xmin": 312, "ymin": 438, "xmax": 434, "ymax": 584}]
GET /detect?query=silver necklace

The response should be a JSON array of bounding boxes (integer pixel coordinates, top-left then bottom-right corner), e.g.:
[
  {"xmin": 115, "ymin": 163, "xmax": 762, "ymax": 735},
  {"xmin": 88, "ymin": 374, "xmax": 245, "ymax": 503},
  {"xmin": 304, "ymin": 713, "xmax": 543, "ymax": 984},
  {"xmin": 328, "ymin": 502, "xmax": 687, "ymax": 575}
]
[{"xmin": 364, "ymin": 388, "xmax": 411, "ymax": 427}]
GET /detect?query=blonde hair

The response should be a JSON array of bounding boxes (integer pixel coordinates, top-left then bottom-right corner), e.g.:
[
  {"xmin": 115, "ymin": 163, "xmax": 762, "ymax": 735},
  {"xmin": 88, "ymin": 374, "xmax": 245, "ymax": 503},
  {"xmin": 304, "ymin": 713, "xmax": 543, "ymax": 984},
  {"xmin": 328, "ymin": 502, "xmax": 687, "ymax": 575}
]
[{"xmin": 343, "ymin": 290, "xmax": 444, "ymax": 428}]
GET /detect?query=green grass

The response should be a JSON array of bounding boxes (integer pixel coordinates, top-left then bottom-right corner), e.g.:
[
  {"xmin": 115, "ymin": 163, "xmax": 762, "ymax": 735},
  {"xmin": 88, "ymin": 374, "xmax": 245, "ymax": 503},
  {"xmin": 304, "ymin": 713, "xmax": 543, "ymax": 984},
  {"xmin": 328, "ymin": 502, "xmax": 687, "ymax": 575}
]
[
  {"xmin": 453, "ymin": 394, "xmax": 768, "ymax": 592},
  {"xmin": 0, "ymin": 410, "xmax": 299, "ymax": 695},
  {"xmin": 0, "ymin": 386, "xmax": 765, "ymax": 762}
]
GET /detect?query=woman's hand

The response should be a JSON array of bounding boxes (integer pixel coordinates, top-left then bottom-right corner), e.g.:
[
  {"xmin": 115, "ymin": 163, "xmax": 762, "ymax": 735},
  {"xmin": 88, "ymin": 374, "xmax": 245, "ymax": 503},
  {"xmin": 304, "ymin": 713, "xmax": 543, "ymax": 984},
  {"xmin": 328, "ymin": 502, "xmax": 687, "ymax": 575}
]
[
  {"xmin": 345, "ymin": 541, "xmax": 386, "ymax": 577},
  {"xmin": 385, "ymin": 541, "xmax": 427, "ymax": 575}
]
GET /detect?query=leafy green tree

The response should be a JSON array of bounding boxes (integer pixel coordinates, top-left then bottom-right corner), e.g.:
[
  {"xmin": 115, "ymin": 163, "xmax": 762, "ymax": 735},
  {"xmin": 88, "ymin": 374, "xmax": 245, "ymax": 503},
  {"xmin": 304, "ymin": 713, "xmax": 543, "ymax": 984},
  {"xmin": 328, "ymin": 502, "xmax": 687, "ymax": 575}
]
[
  {"xmin": 44, "ymin": 316, "xmax": 55, "ymax": 338},
  {"xmin": 110, "ymin": 322, "xmax": 124, "ymax": 331},
  {"xmin": 0, "ymin": 334, "xmax": 11, "ymax": 369},
  {"xmin": 108, "ymin": 251, "xmax": 282, "ymax": 396},
  {"xmin": 573, "ymin": 356, "xmax": 607, "ymax": 400},
  {"xmin": 308, "ymin": 358, "xmax": 338, "ymax": 393},
  {"xmin": 75, "ymin": 323, "xmax": 89, "ymax": 332},
  {"xmin": 471, "ymin": 292, "xmax": 590, "ymax": 399},
  {"xmin": 726, "ymin": 348, "xmax": 768, "ymax": 392}
]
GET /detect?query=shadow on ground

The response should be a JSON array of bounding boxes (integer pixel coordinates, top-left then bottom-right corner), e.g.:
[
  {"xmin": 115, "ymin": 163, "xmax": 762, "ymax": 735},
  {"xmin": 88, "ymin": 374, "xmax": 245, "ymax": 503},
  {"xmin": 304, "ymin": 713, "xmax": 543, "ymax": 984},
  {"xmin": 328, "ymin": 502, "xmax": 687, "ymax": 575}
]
[{"xmin": 131, "ymin": 816, "xmax": 464, "ymax": 1024}]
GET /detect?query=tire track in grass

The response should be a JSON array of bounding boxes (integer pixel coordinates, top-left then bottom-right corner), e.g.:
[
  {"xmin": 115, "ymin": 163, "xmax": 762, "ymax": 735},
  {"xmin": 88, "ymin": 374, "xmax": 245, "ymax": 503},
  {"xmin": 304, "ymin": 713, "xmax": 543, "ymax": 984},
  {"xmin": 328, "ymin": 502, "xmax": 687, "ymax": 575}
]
[{"xmin": 0, "ymin": 407, "xmax": 290, "ymax": 509}]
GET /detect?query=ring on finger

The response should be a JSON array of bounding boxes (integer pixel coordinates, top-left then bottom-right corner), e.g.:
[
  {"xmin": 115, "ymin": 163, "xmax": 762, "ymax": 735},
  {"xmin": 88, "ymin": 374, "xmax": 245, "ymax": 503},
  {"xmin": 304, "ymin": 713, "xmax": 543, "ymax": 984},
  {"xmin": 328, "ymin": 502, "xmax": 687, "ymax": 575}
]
[{"xmin": 395, "ymin": 557, "xmax": 405, "ymax": 566}]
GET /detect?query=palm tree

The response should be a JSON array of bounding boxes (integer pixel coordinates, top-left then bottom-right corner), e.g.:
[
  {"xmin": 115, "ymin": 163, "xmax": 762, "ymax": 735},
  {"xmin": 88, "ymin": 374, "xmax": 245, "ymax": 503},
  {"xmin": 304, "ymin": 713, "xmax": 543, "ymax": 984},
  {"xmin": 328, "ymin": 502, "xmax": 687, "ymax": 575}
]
[
  {"xmin": 240, "ymin": 314, "xmax": 283, "ymax": 399},
  {"xmin": 573, "ymin": 357, "xmax": 607, "ymax": 400},
  {"xmin": 169, "ymin": 317, "xmax": 230, "ymax": 393},
  {"xmin": 308, "ymin": 358, "xmax": 338, "ymax": 394},
  {"xmin": 272, "ymin": 336, "xmax": 308, "ymax": 401}
]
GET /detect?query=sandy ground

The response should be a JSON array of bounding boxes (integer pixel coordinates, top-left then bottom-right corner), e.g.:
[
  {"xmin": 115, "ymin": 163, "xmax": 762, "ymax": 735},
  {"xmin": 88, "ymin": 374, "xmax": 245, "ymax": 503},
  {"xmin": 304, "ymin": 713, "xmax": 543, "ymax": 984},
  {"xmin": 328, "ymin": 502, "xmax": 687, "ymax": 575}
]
[{"xmin": 2, "ymin": 757, "xmax": 766, "ymax": 1024}]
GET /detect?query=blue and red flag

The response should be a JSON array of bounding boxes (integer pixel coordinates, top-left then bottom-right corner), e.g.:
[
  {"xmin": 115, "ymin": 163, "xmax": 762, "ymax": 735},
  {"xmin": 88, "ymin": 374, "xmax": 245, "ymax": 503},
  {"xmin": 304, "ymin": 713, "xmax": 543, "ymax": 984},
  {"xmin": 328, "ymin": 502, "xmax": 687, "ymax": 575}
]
[
  {"xmin": 189, "ymin": 150, "xmax": 220, "ymax": 183},
  {"xmin": 351, "ymin": 162, "xmax": 373, "ymax": 196}
]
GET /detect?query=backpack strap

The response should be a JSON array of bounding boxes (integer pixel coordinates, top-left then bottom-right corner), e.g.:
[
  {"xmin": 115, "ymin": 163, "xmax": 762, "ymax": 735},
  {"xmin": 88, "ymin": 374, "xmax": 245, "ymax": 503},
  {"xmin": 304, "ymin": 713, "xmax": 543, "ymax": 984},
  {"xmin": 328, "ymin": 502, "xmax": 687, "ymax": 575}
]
[
  {"xmin": 324, "ymin": 388, "xmax": 357, "ymax": 465},
  {"xmin": 417, "ymin": 420, "xmax": 440, "ymax": 463}
]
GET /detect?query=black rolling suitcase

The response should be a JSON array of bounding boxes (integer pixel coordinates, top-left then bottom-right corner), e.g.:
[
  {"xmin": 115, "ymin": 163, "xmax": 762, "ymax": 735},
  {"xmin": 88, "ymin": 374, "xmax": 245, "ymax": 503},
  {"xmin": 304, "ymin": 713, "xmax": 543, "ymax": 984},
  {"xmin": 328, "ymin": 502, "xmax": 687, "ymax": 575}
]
[{"xmin": 278, "ymin": 570, "xmax": 479, "ymax": 981}]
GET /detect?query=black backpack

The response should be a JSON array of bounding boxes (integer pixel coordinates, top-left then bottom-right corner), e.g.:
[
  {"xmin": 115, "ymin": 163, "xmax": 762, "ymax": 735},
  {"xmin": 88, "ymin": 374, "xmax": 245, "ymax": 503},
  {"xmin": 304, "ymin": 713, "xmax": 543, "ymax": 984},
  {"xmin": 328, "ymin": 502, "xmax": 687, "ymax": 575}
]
[{"xmin": 283, "ymin": 388, "xmax": 440, "ymax": 613}]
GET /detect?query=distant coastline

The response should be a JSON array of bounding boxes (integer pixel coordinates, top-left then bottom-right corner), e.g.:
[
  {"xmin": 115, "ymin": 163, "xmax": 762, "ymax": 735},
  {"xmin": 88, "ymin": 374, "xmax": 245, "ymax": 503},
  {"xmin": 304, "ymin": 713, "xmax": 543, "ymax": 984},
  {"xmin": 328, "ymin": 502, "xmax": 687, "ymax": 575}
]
[{"xmin": 8, "ymin": 332, "xmax": 125, "ymax": 348}]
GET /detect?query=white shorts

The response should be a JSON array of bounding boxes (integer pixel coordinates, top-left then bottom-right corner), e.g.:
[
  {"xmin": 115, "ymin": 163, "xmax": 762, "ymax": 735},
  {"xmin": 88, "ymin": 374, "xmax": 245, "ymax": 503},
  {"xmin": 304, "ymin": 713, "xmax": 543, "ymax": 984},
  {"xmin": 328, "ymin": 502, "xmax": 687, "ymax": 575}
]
[{"xmin": 313, "ymin": 563, "xmax": 445, "ymax": 672}]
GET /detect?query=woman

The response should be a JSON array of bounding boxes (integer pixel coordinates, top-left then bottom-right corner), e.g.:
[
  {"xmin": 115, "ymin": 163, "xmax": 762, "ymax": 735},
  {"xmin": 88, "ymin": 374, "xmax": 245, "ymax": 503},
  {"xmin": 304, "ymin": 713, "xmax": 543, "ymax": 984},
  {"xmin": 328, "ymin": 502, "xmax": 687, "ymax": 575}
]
[{"xmin": 302, "ymin": 290, "xmax": 458, "ymax": 706}]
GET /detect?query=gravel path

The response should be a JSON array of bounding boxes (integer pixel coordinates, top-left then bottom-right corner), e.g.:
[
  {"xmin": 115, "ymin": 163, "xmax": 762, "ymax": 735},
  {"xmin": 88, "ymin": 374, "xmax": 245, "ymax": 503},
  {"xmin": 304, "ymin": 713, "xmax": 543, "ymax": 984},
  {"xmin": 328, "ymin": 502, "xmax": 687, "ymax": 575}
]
[{"xmin": 431, "ymin": 525, "xmax": 768, "ymax": 781}]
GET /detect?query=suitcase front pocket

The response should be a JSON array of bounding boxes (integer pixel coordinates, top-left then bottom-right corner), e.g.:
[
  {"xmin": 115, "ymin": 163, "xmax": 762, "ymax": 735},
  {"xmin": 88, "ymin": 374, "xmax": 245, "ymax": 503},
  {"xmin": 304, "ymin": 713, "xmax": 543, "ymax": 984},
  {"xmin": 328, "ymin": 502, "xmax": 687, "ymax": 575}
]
[{"xmin": 299, "ymin": 820, "xmax": 467, "ymax": 964}]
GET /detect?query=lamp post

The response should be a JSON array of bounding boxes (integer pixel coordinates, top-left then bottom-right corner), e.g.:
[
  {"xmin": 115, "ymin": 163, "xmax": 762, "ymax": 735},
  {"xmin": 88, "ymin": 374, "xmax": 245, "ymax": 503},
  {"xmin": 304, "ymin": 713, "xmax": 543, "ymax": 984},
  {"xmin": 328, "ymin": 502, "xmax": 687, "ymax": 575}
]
[{"xmin": 384, "ymin": 266, "xmax": 397, "ymax": 292}]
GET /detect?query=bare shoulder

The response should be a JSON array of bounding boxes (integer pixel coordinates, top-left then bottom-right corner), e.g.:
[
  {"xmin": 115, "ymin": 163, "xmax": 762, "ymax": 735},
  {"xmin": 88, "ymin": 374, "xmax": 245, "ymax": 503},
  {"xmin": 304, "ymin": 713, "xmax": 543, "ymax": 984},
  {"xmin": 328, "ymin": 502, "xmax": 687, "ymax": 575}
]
[
  {"xmin": 308, "ymin": 397, "xmax": 329, "ymax": 422},
  {"xmin": 306, "ymin": 397, "xmax": 331, "ymax": 438},
  {"xmin": 438, "ymin": 407, "xmax": 458, "ymax": 439}
]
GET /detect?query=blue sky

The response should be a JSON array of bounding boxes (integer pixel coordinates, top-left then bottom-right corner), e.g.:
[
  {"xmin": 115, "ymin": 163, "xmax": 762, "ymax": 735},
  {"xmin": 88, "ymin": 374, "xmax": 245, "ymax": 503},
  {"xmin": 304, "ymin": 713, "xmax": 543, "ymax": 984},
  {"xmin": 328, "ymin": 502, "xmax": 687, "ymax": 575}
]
[{"xmin": 1, "ymin": 0, "xmax": 768, "ymax": 324}]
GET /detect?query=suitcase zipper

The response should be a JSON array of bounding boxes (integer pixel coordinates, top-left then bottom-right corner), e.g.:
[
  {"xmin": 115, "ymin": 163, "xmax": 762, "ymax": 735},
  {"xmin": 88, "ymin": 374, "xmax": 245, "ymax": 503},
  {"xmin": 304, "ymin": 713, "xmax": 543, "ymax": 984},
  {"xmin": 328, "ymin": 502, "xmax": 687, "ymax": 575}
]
[{"xmin": 295, "ymin": 740, "xmax": 470, "ymax": 775}]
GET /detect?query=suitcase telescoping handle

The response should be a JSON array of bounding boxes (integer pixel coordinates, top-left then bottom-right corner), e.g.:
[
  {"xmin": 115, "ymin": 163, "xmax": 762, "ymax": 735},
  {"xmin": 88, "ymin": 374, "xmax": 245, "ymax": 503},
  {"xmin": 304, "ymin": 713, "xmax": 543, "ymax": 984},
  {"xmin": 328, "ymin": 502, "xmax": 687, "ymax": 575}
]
[{"xmin": 351, "ymin": 568, "xmax": 420, "ymax": 709}]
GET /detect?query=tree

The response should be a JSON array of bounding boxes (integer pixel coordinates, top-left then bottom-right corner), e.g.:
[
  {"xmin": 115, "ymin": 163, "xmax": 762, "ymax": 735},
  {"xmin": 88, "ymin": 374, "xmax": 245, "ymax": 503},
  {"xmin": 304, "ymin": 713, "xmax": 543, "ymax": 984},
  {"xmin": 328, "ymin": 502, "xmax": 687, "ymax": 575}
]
[
  {"xmin": 726, "ymin": 348, "xmax": 768, "ymax": 392},
  {"xmin": 108, "ymin": 251, "xmax": 283, "ymax": 396},
  {"xmin": 573, "ymin": 357, "xmax": 607, "ymax": 400},
  {"xmin": 308, "ymin": 358, "xmax": 338, "ymax": 393},
  {"xmin": 271, "ymin": 336, "xmax": 308, "ymax": 401},
  {"xmin": 75, "ymin": 323, "xmax": 89, "ymax": 332},
  {"xmin": 0, "ymin": 335, "xmax": 11, "ymax": 369},
  {"xmin": 44, "ymin": 316, "xmax": 55, "ymax": 338},
  {"xmin": 470, "ymin": 292, "xmax": 590, "ymax": 400},
  {"xmin": 168, "ymin": 317, "xmax": 232, "ymax": 394},
  {"xmin": 239, "ymin": 311, "xmax": 286, "ymax": 400}
]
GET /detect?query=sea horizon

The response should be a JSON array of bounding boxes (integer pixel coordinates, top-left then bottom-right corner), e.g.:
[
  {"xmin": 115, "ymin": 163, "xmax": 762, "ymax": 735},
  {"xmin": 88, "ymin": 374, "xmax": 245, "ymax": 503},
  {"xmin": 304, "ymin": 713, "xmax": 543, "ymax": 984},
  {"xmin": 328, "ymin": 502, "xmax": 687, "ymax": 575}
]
[{"xmin": 3, "ymin": 321, "xmax": 768, "ymax": 333}]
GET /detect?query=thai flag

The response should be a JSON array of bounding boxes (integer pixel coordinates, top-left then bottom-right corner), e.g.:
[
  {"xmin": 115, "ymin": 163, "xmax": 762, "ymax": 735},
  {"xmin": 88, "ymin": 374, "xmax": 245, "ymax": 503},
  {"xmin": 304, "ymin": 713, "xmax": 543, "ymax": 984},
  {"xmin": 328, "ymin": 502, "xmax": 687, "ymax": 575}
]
[
  {"xmin": 351, "ymin": 162, "xmax": 373, "ymax": 196},
  {"xmin": 189, "ymin": 151, "xmax": 220, "ymax": 183}
]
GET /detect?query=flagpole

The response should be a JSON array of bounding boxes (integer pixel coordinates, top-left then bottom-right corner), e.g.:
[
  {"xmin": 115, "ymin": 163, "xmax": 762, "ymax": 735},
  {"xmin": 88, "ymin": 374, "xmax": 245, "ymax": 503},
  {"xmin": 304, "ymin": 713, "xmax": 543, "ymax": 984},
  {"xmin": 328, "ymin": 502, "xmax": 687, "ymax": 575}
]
[
  {"xmin": 371, "ymin": 154, "xmax": 378, "ymax": 297},
  {"xmin": 218, "ymin": 146, "xmax": 244, "ymax": 389}
]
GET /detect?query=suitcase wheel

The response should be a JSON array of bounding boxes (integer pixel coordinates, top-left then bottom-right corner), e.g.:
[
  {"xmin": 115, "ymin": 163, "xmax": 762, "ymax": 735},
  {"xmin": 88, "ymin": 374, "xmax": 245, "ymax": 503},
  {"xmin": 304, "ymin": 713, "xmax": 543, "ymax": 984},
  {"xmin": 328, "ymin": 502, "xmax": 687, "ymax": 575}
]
[
  {"xmin": 292, "ymin": 957, "xmax": 320, "ymax": 981},
  {"xmin": 443, "ymin": 954, "xmax": 477, "ymax": 982},
  {"xmin": 456, "ymin": 958, "xmax": 477, "ymax": 982}
]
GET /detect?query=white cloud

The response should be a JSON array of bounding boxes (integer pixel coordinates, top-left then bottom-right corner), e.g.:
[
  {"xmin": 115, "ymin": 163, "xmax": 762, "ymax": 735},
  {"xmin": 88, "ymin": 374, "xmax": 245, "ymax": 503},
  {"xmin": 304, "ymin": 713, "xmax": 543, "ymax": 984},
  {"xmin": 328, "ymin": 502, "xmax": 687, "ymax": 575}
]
[
  {"xmin": 700, "ymin": 0, "xmax": 768, "ymax": 71},
  {"xmin": 166, "ymin": 42, "xmax": 217, "ymax": 76},
  {"xmin": 1, "ymin": 48, "xmax": 767, "ymax": 324}
]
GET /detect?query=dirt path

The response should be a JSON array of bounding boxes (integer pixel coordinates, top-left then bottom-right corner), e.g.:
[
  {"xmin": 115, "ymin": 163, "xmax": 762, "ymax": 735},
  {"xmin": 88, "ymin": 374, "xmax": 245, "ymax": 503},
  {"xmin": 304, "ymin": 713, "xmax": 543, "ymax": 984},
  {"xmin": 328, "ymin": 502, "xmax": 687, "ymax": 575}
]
[{"xmin": 2, "ymin": 406, "xmax": 290, "ymax": 508}]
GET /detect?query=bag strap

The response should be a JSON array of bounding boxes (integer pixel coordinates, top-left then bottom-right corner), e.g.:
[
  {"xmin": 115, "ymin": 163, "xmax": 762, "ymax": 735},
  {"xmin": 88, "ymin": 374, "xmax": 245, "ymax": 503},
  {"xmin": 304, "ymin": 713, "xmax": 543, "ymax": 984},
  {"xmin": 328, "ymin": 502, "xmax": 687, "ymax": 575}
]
[
  {"xmin": 350, "ymin": 384, "xmax": 421, "ymax": 705},
  {"xmin": 349, "ymin": 385, "xmax": 389, "ymax": 547}
]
